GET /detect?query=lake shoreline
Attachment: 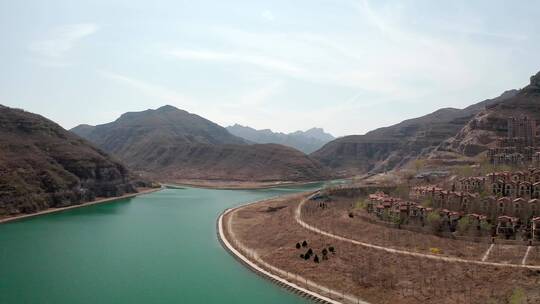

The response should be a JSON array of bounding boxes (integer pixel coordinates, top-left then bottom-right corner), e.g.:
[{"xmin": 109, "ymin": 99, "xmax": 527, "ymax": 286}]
[
  {"xmin": 216, "ymin": 191, "xmax": 344, "ymax": 304},
  {"xmin": 163, "ymin": 179, "xmax": 330, "ymax": 190},
  {"xmin": 0, "ymin": 187, "xmax": 163, "ymax": 224}
]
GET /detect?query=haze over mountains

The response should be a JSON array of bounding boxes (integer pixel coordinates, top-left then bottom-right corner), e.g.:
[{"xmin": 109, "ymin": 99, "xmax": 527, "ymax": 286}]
[
  {"xmin": 0, "ymin": 105, "xmax": 136, "ymax": 216},
  {"xmin": 69, "ymin": 71, "xmax": 540, "ymax": 181},
  {"xmin": 3, "ymin": 70, "xmax": 540, "ymax": 217},
  {"xmin": 226, "ymin": 124, "xmax": 335, "ymax": 154},
  {"xmin": 72, "ymin": 105, "xmax": 330, "ymax": 183}
]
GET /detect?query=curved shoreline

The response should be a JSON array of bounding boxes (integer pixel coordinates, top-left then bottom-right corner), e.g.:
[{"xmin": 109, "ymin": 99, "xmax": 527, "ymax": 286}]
[
  {"xmin": 217, "ymin": 207, "xmax": 342, "ymax": 304},
  {"xmin": 217, "ymin": 193, "xmax": 372, "ymax": 304},
  {"xmin": 0, "ymin": 187, "xmax": 163, "ymax": 224}
]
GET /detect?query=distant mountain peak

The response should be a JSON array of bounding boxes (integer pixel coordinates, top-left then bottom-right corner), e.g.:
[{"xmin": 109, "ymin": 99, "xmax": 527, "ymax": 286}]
[
  {"xmin": 226, "ymin": 124, "xmax": 334, "ymax": 154},
  {"xmin": 70, "ymin": 108, "xmax": 329, "ymax": 182},
  {"xmin": 156, "ymin": 105, "xmax": 180, "ymax": 112},
  {"xmin": 522, "ymin": 70, "xmax": 540, "ymax": 94}
]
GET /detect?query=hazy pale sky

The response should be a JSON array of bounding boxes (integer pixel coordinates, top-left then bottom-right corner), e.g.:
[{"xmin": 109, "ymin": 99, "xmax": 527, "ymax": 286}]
[{"xmin": 1, "ymin": 0, "xmax": 539, "ymax": 136}]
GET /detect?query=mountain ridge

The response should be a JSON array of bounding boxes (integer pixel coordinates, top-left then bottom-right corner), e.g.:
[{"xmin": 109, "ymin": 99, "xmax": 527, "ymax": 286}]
[
  {"xmin": 311, "ymin": 89, "xmax": 518, "ymax": 176},
  {"xmin": 226, "ymin": 124, "xmax": 335, "ymax": 154},
  {"xmin": 438, "ymin": 71, "xmax": 540, "ymax": 156},
  {"xmin": 72, "ymin": 105, "xmax": 331, "ymax": 182}
]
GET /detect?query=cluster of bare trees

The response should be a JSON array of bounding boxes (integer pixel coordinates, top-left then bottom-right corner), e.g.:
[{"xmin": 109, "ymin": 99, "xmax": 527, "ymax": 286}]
[{"xmin": 295, "ymin": 240, "xmax": 335, "ymax": 264}]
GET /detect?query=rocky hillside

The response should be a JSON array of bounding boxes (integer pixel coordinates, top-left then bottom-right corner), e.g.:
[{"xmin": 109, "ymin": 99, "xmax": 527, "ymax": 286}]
[
  {"xmin": 145, "ymin": 143, "xmax": 329, "ymax": 182},
  {"xmin": 311, "ymin": 90, "xmax": 517, "ymax": 176},
  {"xmin": 440, "ymin": 71, "xmax": 540, "ymax": 156},
  {"xmin": 226, "ymin": 124, "xmax": 335, "ymax": 153},
  {"xmin": 72, "ymin": 105, "xmax": 330, "ymax": 182},
  {"xmin": 0, "ymin": 105, "xmax": 136, "ymax": 216}
]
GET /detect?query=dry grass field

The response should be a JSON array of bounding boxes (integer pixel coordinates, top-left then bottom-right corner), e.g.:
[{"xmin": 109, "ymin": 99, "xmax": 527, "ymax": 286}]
[{"xmin": 225, "ymin": 192, "xmax": 540, "ymax": 304}]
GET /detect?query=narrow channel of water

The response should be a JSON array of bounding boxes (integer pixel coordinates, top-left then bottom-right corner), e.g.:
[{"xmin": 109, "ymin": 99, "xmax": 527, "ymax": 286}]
[{"xmin": 0, "ymin": 184, "xmax": 326, "ymax": 304}]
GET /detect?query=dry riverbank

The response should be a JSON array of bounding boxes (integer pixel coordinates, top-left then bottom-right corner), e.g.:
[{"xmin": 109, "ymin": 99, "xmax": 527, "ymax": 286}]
[
  {"xmin": 0, "ymin": 187, "xmax": 162, "ymax": 224},
  {"xmin": 224, "ymin": 192, "xmax": 540, "ymax": 304}
]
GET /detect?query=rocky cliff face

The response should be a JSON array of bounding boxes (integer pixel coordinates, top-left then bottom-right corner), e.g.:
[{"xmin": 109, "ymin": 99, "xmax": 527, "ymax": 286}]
[
  {"xmin": 310, "ymin": 137, "xmax": 400, "ymax": 176},
  {"xmin": 72, "ymin": 105, "xmax": 331, "ymax": 182},
  {"xmin": 439, "ymin": 72, "xmax": 539, "ymax": 156},
  {"xmin": 0, "ymin": 105, "xmax": 136, "ymax": 216},
  {"xmin": 312, "ymin": 90, "xmax": 517, "ymax": 176}
]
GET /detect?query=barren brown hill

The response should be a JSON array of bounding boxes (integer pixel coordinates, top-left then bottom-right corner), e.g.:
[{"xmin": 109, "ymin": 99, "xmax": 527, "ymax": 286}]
[
  {"xmin": 440, "ymin": 71, "xmax": 540, "ymax": 156},
  {"xmin": 311, "ymin": 90, "xmax": 517, "ymax": 177},
  {"xmin": 0, "ymin": 105, "xmax": 136, "ymax": 216},
  {"xmin": 72, "ymin": 105, "xmax": 330, "ymax": 182}
]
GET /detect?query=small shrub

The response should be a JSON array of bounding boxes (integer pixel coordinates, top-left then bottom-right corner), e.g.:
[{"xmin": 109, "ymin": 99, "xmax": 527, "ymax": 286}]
[
  {"xmin": 422, "ymin": 197, "xmax": 433, "ymax": 208},
  {"xmin": 509, "ymin": 287, "xmax": 526, "ymax": 304},
  {"xmin": 390, "ymin": 213, "xmax": 404, "ymax": 225},
  {"xmin": 301, "ymin": 240, "xmax": 308, "ymax": 247},
  {"xmin": 413, "ymin": 159, "xmax": 426, "ymax": 173},
  {"xmin": 307, "ymin": 248, "xmax": 313, "ymax": 256},
  {"xmin": 300, "ymin": 254, "xmax": 304, "ymax": 259},
  {"xmin": 355, "ymin": 200, "xmax": 367, "ymax": 210},
  {"xmin": 322, "ymin": 248, "xmax": 328, "ymax": 256},
  {"xmin": 348, "ymin": 212, "xmax": 354, "ymax": 218},
  {"xmin": 426, "ymin": 212, "xmax": 441, "ymax": 232},
  {"xmin": 295, "ymin": 242, "xmax": 301, "ymax": 249},
  {"xmin": 314, "ymin": 255, "xmax": 319, "ymax": 263},
  {"xmin": 430, "ymin": 247, "xmax": 442, "ymax": 254},
  {"xmin": 457, "ymin": 217, "xmax": 471, "ymax": 235},
  {"xmin": 480, "ymin": 220, "xmax": 492, "ymax": 233},
  {"xmin": 393, "ymin": 183, "xmax": 410, "ymax": 200},
  {"xmin": 328, "ymin": 246, "xmax": 335, "ymax": 254}
]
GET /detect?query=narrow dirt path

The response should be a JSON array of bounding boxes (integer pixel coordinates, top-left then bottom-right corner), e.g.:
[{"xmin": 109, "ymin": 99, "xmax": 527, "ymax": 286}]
[{"xmin": 295, "ymin": 195, "xmax": 540, "ymax": 270}]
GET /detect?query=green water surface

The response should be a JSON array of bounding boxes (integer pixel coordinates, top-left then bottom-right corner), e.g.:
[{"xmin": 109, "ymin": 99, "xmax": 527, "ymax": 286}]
[{"xmin": 0, "ymin": 185, "xmax": 325, "ymax": 304}]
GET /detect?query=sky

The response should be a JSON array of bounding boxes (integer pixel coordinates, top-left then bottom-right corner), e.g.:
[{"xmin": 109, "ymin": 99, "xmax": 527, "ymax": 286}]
[{"xmin": 1, "ymin": 1, "xmax": 540, "ymax": 137}]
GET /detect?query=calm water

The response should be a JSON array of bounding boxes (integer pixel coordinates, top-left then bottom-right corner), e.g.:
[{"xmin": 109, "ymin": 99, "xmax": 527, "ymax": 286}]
[{"xmin": 0, "ymin": 184, "xmax": 325, "ymax": 304}]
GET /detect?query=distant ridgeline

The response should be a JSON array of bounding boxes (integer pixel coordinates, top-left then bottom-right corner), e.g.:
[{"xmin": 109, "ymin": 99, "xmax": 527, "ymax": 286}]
[
  {"xmin": 312, "ymin": 70, "xmax": 540, "ymax": 177},
  {"xmin": 71, "ymin": 105, "xmax": 331, "ymax": 183},
  {"xmin": 311, "ymin": 90, "xmax": 519, "ymax": 177},
  {"xmin": 226, "ymin": 124, "xmax": 335, "ymax": 154}
]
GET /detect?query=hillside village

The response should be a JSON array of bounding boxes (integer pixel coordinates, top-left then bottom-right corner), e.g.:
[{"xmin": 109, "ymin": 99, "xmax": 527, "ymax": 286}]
[{"xmin": 354, "ymin": 116, "xmax": 540, "ymax": 243}]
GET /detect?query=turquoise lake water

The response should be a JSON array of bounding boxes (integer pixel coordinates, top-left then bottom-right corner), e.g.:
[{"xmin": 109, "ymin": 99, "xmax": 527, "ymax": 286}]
[{"xmin": 0, "ymin": 184, "xmax": 325, "ymax": 304}]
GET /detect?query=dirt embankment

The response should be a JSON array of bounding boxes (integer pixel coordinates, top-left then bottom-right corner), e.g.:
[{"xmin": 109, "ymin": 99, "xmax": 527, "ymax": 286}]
[{"xmin": 226, "ymin": 192, "xmax": 540, "ymax": 304}]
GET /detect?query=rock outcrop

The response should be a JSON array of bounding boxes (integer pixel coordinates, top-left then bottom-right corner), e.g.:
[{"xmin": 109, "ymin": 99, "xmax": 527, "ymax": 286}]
[
  {"xmin": 312, "ymin": 90, "xmax": 518, "ymax": 176},
  {"xmin": 0, "ymin": 105, "xmax": 136, "ymax": 216},
  {"xmin": 439, "ymin": 72, "xmax": 540, "ymax": 156}
]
